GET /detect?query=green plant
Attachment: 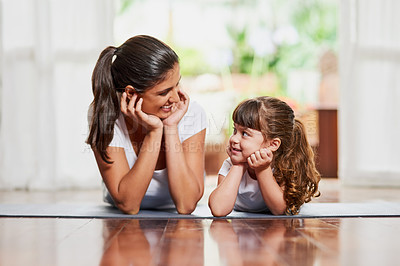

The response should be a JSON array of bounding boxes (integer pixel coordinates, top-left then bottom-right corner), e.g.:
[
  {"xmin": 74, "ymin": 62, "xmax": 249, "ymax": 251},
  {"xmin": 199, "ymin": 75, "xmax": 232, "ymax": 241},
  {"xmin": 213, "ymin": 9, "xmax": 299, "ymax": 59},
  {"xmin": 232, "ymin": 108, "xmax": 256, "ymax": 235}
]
[
  {"xmin": 224, "ymin": 0, "xmax": 337, "ymax": 96},
  {"xmin": 174, "ymin": 47, "xmax": 212, "ymax": 76},
  {"xmin": 226, "ymin": 26, "xmax": 255, "ymax": 74}
]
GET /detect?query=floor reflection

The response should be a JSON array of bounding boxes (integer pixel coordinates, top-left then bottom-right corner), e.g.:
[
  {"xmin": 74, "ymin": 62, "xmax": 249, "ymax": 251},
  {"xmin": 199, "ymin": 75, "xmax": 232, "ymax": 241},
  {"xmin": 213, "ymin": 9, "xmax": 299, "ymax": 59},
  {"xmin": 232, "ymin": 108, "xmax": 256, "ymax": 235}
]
[
  {"xmin": 99, "ymin": 218, "xmax": 336, "ymax": 265},
  {"xmin": 209, "ymin": 219, "xmax": 323, "ymax": 266},
  {"xmin": 100, "ymin": 219, "xmax": 204, "ymax": 266},
  {"xmin": 3, "ymin": 216, "xmax": 400, "ymax": 265}
]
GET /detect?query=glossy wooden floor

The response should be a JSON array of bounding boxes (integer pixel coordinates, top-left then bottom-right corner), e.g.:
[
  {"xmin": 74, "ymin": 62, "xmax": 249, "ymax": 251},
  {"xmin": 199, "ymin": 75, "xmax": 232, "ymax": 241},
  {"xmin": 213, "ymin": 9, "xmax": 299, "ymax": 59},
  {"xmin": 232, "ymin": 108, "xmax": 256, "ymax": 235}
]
[{"xmin": 1, "ymin": 178, "xmax": 400, "ymax": 266}]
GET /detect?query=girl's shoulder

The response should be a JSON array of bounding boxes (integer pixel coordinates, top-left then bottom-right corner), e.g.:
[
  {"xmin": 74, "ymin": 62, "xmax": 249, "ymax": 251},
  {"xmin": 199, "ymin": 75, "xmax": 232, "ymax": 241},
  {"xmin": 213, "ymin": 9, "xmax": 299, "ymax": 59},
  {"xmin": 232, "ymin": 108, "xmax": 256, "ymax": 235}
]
[{"xmin": 217, "ymin": 158, "xmax": 233, "ymax": 177}]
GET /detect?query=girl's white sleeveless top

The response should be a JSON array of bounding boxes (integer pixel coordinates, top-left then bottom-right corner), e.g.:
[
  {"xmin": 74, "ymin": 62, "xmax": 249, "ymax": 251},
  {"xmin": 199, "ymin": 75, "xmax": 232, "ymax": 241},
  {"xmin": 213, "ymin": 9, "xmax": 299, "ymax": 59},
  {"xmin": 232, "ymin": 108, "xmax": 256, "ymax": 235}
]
[{"xmin": 218, "ymin": 158, "xmax": 270, "ymax": 213}]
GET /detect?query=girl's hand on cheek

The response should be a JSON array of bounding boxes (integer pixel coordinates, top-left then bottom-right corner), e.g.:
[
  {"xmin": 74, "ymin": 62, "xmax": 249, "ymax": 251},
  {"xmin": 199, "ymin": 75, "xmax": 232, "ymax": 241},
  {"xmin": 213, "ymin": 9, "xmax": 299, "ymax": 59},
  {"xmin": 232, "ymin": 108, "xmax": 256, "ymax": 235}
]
[
  {"xmin": 162, "ymin": 89, "xmax": 189, "ymax": 127},
  {"xmin": 226, "ymin": 145, "xmax": 247, "ymax": 167},
  {"xmin": 226, "ymin": 145, "xmax": 232, "ymax": 158},
  {"xmin": 120, "ymin": 92, "xmax": 163, "ymax": 131},
  {"xmin": 247, "ymin": 148, "xmax": 273, "ymax": 171}
]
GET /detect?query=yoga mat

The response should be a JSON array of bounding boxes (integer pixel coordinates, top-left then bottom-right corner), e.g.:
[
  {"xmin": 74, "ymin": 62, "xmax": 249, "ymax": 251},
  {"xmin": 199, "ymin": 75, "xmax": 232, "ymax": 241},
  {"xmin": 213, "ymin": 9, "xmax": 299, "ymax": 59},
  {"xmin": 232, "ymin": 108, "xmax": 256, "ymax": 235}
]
[{"xmin": 1, "ymin": 202, "xmax": 400, "ymax": 219}]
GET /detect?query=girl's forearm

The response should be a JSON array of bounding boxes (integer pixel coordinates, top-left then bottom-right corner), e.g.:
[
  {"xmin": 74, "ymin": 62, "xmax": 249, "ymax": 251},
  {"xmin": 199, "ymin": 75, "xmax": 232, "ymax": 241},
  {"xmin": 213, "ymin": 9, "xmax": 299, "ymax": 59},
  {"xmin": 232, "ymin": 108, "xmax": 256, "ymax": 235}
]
[
  {"xmin": 164, "ymin": 126, "xmax": 204, "ymax": 214},
  {"xmin": 208, "ymin": 165, "xmax": 245, "ymax": 217},
  {"xmin": 256, "ymin": 167, "xmax": 287, "ymax": 215}
]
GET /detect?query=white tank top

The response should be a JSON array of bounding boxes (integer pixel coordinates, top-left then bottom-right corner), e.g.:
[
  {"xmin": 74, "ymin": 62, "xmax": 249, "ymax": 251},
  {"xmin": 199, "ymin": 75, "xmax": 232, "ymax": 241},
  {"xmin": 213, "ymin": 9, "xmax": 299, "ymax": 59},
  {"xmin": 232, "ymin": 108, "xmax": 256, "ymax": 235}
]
[
  {"xmin": 218, "ymin": 158, "xmax": 270, "ymax": 213},
  {"xmin": 101, "ymin": 101, "xmax": 207, "ymax": 209}
]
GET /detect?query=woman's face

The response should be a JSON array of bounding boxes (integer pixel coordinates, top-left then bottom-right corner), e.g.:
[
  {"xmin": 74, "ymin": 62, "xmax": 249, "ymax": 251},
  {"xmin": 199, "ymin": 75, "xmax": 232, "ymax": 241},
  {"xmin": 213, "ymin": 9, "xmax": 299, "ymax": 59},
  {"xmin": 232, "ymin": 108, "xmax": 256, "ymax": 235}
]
[
  {"xmin": 228, "ymin": 123, "xmax": 267, "ymax": 163},
  {"xmin": 139, "ymin": 63, "xmax": 181, "ymax": 119}
]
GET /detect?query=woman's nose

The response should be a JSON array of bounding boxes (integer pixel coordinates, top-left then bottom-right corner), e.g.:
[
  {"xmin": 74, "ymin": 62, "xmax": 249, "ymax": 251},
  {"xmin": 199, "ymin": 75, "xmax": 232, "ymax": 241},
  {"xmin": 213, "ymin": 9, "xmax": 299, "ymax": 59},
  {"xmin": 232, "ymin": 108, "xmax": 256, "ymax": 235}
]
[{"xmin": 169, "ymin": 87, "xmax": 180, "ymax": 103}]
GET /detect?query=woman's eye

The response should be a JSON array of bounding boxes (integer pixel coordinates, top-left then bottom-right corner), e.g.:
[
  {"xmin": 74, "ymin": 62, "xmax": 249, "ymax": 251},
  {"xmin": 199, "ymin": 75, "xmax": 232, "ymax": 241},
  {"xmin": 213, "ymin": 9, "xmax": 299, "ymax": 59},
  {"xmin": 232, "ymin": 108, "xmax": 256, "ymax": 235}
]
[{"xmin": 159, "ymin": 91, "xmax": 169, "ymax": 96}]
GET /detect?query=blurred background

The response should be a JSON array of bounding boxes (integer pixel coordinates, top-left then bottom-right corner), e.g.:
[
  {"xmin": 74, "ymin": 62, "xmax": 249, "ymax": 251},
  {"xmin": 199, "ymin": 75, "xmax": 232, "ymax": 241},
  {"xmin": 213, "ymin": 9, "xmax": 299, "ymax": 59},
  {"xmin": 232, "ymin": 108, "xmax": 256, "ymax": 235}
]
[{"xmin": 1, "ymin": 0, "xmax": 399, "ymax": 190}]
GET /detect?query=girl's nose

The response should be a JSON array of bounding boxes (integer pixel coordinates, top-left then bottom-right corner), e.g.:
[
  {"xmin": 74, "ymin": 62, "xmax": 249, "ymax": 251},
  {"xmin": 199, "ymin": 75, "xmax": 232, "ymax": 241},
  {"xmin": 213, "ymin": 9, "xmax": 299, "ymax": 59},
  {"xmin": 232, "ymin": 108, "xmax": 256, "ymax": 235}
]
[{"xmin": 230, "ymin": 133, "xmax": 239, "ymax": 143}]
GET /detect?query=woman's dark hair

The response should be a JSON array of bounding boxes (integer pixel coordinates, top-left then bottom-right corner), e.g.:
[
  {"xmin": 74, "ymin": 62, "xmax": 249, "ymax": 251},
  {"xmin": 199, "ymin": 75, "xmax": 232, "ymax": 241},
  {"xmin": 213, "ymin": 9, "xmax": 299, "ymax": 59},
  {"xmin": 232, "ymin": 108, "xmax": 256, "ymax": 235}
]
[
  {"xmin": 86, "ymin": 35, "xmax": 179, "ymax": 163},
  {"xmin": 232, "ymin": 96, "xmax": 321, "ymax": 215}
]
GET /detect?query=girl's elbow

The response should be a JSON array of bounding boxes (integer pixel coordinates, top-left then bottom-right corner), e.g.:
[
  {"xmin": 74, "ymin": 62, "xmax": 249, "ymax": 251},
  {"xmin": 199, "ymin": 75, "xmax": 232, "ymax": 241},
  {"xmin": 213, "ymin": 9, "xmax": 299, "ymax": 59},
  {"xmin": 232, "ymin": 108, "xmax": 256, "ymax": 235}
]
[
  {"xmin": 270, "ymin": 209, "xmax": 285, "ymax": 216},
  {"xmin": 269, "ymin": 205, "xmax": 287, "ymax": 216}
]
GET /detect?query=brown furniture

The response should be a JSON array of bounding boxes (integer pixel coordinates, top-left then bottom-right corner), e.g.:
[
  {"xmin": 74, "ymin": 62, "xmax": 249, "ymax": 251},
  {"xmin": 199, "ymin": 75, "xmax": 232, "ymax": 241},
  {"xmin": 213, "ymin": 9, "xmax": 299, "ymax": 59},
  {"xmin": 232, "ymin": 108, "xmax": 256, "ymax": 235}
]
[{"xmin": 316, "ymin": 108, "xmax": 338, "ymax": 177}]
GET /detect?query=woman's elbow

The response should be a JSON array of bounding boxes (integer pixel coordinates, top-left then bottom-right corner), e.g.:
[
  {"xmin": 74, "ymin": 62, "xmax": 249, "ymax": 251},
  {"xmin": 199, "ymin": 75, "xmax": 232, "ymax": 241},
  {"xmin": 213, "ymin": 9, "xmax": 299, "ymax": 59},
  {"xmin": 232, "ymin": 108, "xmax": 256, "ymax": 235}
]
[
  {"xmin": 211, "ymin": 209, "xmax": 229, "ymax": 217},
  {"xmin": 208, "ymin": 202, "xmax": 230, "ymax": 217},
  {"xmin": 175, "ymin": 189, "xmax": 203, "ymax": 214},
  {"xmin": 116, "ymin": 202, "xmax": 141, "ymax": 215},
  {"xmin": 176, "ymin": 203, "xmax": 197, "ymax": 215}
]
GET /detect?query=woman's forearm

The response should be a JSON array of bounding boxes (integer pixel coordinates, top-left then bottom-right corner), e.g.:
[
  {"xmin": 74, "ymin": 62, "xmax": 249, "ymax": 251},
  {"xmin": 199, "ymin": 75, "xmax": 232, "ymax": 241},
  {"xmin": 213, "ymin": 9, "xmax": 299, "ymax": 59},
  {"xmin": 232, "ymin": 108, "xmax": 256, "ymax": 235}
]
[
  {"xmin": 115, "ymin": 129, "xmax": 163, "ymax": 214},
  {"xmin": 164, "ymin": 126, "xmax": 204, "ymax": 214}
]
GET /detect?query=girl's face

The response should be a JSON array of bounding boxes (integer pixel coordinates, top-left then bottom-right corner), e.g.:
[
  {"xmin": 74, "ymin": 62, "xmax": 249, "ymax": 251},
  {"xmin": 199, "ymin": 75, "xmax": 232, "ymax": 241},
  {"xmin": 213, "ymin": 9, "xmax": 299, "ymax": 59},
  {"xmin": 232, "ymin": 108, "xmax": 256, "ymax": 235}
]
[
  {"xmin": 139, "ymin": 63, "xmax": 181, "ymax": 119},
  {"xmin": 228, "ymin": 123, "xmax": 267, "ymax": 163}
]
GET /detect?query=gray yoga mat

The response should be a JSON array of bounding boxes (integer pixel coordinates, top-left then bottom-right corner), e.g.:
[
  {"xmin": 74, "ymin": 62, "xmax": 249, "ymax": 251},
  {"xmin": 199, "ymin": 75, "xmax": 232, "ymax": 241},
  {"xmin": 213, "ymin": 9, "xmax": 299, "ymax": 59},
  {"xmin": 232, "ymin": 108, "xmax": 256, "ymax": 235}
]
[{"xmin": 1, "ymin": 202, "xmax": 400, "ymax": 219}]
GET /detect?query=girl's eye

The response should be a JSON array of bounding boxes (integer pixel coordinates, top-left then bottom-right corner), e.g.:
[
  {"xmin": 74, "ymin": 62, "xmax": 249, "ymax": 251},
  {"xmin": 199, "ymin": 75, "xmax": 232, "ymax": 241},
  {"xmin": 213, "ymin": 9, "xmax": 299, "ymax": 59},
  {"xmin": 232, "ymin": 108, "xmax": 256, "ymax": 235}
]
[
  {"xmin": 232, "ymin": 127, "xmax": 237, "ymax": 134},
  {"xmin": 243, "ymin": 131, "xmax": 249, "ymax": 137}
]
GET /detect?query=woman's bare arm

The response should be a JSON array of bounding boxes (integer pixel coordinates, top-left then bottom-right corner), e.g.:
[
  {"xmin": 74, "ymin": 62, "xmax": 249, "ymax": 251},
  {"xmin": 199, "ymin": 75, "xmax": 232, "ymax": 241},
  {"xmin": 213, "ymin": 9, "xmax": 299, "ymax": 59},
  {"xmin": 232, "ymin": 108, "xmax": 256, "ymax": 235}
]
[
  {"xmin": 94, "ymin": 128, "xmax": 163, "ymax": 214},
  {"xmin": 164, "ymin": 128, "xmax": 206, "ymax": 214}
]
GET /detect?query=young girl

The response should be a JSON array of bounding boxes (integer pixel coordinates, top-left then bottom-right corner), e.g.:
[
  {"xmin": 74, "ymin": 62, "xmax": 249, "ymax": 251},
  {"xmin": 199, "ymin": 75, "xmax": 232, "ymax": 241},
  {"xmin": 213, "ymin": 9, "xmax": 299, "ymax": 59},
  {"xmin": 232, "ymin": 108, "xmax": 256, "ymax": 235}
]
[
  {"xmin": 208, "ymin": 96, "xmax": 320, "ymax": 216},
  {"xmin": 87, "ymin": 35, "xmax": 207, "ymax": 215}
]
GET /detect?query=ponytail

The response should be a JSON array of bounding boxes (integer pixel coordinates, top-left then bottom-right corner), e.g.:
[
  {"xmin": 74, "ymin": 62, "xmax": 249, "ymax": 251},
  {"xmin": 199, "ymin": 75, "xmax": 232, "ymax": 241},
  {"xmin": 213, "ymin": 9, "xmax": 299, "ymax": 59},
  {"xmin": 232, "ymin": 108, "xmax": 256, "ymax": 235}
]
[
  {"xmin": 275, "ymin": 119, "xmax": 321, "ymax": 215},
  {"xmin": 86, "ymin": 46, "xmax": 120, "ymax": 164}
]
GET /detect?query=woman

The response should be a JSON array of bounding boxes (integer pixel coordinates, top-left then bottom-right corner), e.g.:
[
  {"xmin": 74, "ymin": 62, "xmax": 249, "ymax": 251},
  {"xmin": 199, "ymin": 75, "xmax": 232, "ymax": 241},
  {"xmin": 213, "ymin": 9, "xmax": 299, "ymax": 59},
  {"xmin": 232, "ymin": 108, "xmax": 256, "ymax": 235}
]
[{"xmin": 87, "ymin": 35, "xmax": 207, "ymax": 214}]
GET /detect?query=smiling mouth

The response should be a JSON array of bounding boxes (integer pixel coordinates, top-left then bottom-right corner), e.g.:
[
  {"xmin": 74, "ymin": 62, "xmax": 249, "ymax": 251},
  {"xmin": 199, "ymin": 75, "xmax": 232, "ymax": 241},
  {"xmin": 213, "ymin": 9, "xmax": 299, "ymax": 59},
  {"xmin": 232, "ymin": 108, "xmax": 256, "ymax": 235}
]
[
  {"xmin": 161, "ymin": 105, "xmax": 172, "ymax": 110},
  {"xmin": 231, "ymin": 147, "xmax": 242, "ymax": 153}
]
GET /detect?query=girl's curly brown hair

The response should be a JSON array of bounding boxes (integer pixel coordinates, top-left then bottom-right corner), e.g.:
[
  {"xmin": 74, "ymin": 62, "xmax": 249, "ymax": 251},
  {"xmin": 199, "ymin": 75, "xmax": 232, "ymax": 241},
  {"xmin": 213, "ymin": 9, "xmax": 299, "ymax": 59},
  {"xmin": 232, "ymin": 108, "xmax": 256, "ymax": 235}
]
[{"xmin": 232, "ymin": 96, "xmax": 321, "ymax": 215}]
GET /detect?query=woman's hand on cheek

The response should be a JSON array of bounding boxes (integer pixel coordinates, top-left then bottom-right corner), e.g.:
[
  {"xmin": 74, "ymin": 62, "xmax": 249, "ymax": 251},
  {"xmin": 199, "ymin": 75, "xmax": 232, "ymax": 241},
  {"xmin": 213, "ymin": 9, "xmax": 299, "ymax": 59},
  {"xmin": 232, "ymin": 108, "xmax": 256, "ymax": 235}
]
[
  {"xmin": 247, "ymin": 148, "xmax": 273, "ymax": 172},
  {"xmin": 120, "ymin": 92, "xmax": 163, "ymax": 131},
  {"xmin": 162, "ymin": 89, "xmax": 189, "ymax": 127}
]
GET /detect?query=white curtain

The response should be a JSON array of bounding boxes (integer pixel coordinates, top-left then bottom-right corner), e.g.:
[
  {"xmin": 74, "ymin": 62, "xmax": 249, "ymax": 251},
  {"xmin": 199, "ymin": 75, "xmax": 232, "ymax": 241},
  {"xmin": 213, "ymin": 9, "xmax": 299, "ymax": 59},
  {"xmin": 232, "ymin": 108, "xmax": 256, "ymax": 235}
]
[
  {"xmin": 339, "ymin": 0, "xmax": 400, "ymax": 186},
  {"xmin": 0, "ymin": 0, "xmax": 114, "ymax": 189}
]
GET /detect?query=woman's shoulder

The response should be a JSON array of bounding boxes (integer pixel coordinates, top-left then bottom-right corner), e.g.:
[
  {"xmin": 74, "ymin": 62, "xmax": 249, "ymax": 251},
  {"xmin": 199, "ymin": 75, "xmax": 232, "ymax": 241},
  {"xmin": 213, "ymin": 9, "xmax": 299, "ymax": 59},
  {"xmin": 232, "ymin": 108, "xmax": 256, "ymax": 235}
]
[
  {"xmin": 109, "ymin": 112, "xmax": 130, "ymax": 148},
  {"xmin": 178, "ymin": 100, "xmax": 207, "ymax": 142},
  {"xmin": 87, "ymin": 104, "xmax": 125, "ymax": 130},
  {"xmin": 186, "ymin": 100, "xmax": 206, "ymax": 116},
  {"xmin": 186, "ymin": 100, "xmax": 207, "ymax": 125}
]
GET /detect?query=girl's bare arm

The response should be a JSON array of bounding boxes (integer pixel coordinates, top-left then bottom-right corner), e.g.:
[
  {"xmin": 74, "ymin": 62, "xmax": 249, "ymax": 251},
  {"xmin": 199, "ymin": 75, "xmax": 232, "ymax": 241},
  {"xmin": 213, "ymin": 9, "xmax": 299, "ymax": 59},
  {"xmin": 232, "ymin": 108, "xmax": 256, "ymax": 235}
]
[
  {"xmin": 255, "ymin": 167, "xmax": 286, "ymax": 215},
  {"xmin": 208, "ymin": 165, "xmax": 245, "ymax": 217},
  {"xmin": 248, "ymin": 149, "xmax": 286, "ymax": 215}
]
